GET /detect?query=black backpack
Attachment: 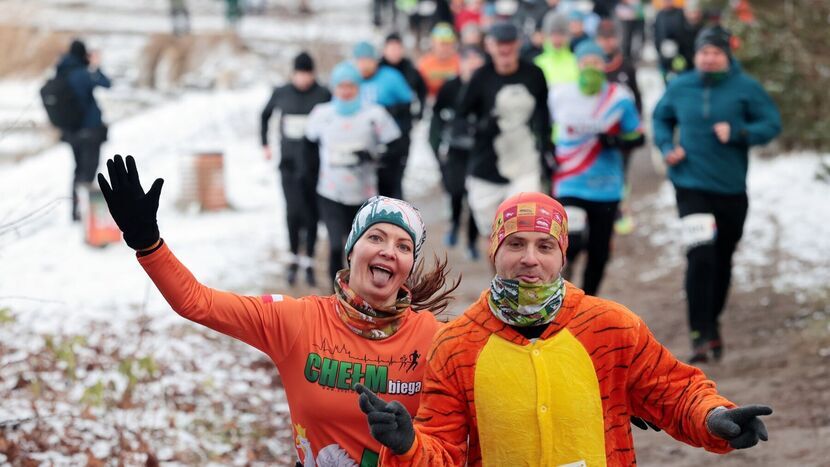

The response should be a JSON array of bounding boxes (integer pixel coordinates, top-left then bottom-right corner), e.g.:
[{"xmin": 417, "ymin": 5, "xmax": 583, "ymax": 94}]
[{"xmin": 40, "ymin": 72, "xmax": 83, "ymax": 131}]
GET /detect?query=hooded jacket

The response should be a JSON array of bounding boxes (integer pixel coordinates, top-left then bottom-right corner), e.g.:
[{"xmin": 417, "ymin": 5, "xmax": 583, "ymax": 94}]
[
  {"xmin": 653, "ymin": 61, "xmax": 781, "ymax": 194},
  {"xmin": 55, "ymin": 53, "xmax": 111, "ymax": 130}
]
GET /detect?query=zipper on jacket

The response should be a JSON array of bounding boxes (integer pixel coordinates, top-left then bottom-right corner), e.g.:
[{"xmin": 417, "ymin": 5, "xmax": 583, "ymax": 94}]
[{"xmin": 703, "ymin": 86, "xmax": 711, "ymax": 120}]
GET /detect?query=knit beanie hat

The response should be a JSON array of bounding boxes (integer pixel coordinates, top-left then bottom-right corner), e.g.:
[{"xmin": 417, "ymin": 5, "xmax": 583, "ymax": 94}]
[
  {"xmin": 431, "ymin": 22, "xmax": 456, "ymax": 42},
  {"xmin": 695, "ymin": 26, "xmax": 732, "ymax": 55},
  {"xmin": 489, "ymin": 192, "xmax": 569, "ymax": 261},
  {"xmin": 330, "ymin": 61, "xmax": 362, "ymax": 87},
  {"xmin": 345, "ymin": 196, "xmax": 426, "ymax": 270},
  {"xmin": 353, "ymin": 41, "xmax": 378, "ymax": 59},
  {"xmin": 69, "ymin": 39, "xmax": 89, "ymax": 64},
  {"xmin": 293, "ymin": 52, "xmax": 314, "ymax": 72},
  {"xmin": 542, "ymin": 11, "xmax": 569, "ymax": 35},
  {"xmin": 574, "ymin": 40, "xmax": 605, "ymax": 61}
]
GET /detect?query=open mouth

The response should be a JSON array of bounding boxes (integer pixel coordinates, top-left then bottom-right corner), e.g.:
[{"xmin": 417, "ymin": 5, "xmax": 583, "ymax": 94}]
[{"xmin": 369, "ymin": 265, "xmax": 394, "ymax": 286}]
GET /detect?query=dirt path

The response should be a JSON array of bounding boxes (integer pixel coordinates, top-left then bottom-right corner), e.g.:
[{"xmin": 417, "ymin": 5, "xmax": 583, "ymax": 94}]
[{"xmin": 412, "ymin": 149, "xmax": 830, "ymax": 465}]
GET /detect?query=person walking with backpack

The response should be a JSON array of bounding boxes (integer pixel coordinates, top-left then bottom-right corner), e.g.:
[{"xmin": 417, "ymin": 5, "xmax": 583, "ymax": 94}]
[
  {"xmin": 261, "ymin": 52, "xmax": 331, "ymax": 287},
  {"xmin": 52, "ymin": 39, "xmax": 111, "ymax": 221},
  {"xmin": 653, "ymin": 26, "xmax": 781, "ymax": 363}
]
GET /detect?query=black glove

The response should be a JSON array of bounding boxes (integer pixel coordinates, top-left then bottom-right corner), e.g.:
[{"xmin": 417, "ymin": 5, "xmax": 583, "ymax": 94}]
[
  {"xmin": 353, "ymin": 150, "xmax": 374, "ymax": 164},
  {"xmin": 597, "ymin": 133, "xmax": 623, "ymax": 149},
  {"xmin": 355, "ymin": 383, "xmax": 415, "ymax": 455},
  {"xmin": 706, "ymin": 405, "xmax": 772, "ymax": 449},
  {"xmin": 598, "ymin": 132, "xmax": 645, "ymax": 150},
  {"xmin": 97, "ymin": 154, "xmax": 164, "ymax": 250},
  {"xmin": 630, "ymin": 416, "xmax": 661, "ymax": 432}
]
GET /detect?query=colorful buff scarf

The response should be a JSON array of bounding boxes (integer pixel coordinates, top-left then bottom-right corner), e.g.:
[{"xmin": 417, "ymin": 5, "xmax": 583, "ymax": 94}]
[
  {"xmin": 334, "ymin": 269, "xmax": 412, "ymax": 340},
  {"xmin": 488, "ymin": 275, "xmax": 566, "ymax": 327}
]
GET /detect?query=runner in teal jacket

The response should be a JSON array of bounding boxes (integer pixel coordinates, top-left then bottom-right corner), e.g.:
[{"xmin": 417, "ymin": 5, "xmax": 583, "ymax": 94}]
[{"xmin": 653, "ymin": 58, "xmax": 781, "ymax": 195}]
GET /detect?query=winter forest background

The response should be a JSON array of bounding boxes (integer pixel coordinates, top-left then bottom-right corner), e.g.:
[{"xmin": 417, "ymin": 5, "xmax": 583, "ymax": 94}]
[{"xmin": 1, "ymin": 0, "xmax": 829, "ymax": 465}]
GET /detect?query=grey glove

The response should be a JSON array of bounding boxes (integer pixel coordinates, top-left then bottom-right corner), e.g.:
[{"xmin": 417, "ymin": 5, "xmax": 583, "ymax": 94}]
[
  {"xmin": 706, "ymin": 405, "xmax": 772, "ymax": 449},
  {"xmin": 355, "ymin": 383, "xmax": 415, "ymax": 455}
]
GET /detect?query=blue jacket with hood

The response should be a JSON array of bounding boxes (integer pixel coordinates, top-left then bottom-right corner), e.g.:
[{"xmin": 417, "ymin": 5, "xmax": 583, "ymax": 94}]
[
  {"xmin": 652, "ymin": 60, "xmax": 781, "ymax": 194},
  {"xmin": 56, "ymin": 53, "xmax": 112, "ymax": 130}
]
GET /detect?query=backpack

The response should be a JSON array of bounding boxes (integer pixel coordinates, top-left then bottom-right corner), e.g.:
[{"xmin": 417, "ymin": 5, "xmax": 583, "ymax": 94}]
[{"xmin": 40, "ymin": 72, "xmax": 83, "ymax": 131}]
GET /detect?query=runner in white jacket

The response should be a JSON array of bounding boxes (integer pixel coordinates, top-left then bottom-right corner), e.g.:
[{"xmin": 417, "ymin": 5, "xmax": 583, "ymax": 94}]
[{"xmin": 306, "ymin": 61, "xmax": 401, "ymax": 283}]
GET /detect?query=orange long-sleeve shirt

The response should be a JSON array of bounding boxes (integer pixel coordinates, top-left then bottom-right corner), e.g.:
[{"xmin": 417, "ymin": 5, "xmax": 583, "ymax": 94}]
[
  {"xmin": 138, "ymin": 243, "xmax": 441, "ymax": 466},
  {"xmin": 381, "ymin": 283, "xmax": 735, "ymax": 466}
]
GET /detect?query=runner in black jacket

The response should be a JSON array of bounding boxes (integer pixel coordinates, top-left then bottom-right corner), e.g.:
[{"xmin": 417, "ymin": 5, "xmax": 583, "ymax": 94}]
[
  {"xmin": 260, "ymin": 52, "xmax": 331, "ymax": 286},
  {"xmin": 429, "ymin": 46, "xmax": 487, "ymax": 260},
  {"xmin": 457, "ymin": 22, "xmax": 553, "ymax": 233}
]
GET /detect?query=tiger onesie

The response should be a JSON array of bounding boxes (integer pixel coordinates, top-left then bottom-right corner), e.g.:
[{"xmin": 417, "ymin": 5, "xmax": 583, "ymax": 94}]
[{"xmin": 378, "ymin": 282, "xmax": 737, "ymax": 466}]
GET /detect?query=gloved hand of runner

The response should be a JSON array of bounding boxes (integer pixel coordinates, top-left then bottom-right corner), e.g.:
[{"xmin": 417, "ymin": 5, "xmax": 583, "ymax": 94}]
[
  {"xmin": 706, "ymin": 405, "xmax": 772, "ymax": 449},
  {"xmin": 597, "ymin": 133, "xmax": 623, "ymax": 149},
  {"xmin": 353, "ymin": 150, "xmax": 374, "ymax": 164},
  {"xmin": 630, "ymin": 416, "xmax": 661, "ymax": 432},
  {"xmin": 97, "ymin": 154, "xmax": 163, "ymax": 251},
  {"xmin": 355, "ymin": 383, "xmax": 415, "ymax": 455}
]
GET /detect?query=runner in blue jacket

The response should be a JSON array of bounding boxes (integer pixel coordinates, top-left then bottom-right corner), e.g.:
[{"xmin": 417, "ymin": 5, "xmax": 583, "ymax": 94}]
[{"xmin": 652, "ymin": 26, "xmax": 781, "ymax": 363}]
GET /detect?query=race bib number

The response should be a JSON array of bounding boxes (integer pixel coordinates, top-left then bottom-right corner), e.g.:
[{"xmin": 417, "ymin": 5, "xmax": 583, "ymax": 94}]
[
  {"xmin": 281, "ymin": 114, "xmax": 308, "ymax": 140},
  {"xmin": 681, "ymin": 213, "xmax": 716, "ymax": 248},
  {"xmin": 565, "ymin": 206, "xmax": 588, "ymax": 233},
  {"xmin": 328, "ymin": 150, "xmax": 359, "ymax": 167}
]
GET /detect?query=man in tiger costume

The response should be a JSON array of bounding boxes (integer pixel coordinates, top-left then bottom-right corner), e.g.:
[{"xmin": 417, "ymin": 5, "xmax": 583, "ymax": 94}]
[{"xmin": 356, "ymin": 191, "xmax": 771, "ymax": 466}]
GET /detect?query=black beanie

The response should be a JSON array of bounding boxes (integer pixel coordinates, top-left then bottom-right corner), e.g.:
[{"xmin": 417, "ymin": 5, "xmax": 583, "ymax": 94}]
[
  {"xmin": 293, "ymin": 52, "xmax": 314, "ymax": 72},
  {"xmin": 695, "ymin": 26, "xmax": 731, "ymax": 55},
  {"xmin": 69, "ymin": 39, "xmax": 87, "ymax": 60}
]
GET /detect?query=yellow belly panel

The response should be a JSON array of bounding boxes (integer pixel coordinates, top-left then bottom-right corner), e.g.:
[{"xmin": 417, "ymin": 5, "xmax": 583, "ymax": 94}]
[{"xmin": 474, "ymin": 330, "xmax": 606, "ymax": 467}]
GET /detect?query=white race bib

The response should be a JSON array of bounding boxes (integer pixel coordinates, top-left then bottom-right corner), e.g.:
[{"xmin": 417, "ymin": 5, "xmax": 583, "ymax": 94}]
[
  {"xmin": 281, "ymin": 114, "xmax": 309, "ymax": 140},
  {"xmin": 328, "ymin": 142, "xmax": 363, "ymax": 167},
  {"xmin": 565, "ymin": 206, "xmax": 588, "ymax": 233},
  {"xmin": 558, "ymin": 461, "xmax": 587, "ymax": 467},
  {"xmin": 681, "ymin": 213, "xmax": 717, "ymax": 248}
]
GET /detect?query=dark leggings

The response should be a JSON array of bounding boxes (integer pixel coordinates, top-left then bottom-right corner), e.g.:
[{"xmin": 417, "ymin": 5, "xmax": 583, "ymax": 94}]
[
  {"xmin": 281, "ymin": 171, "xmax": 318, "ymax": 259},
  {"xmin": 318, "ymin": 195, "xmax": 361, "ymax": 282},
  {"xmin": 559, "ymin": 197, "xmax": 619, "ymax": 296},
  {"xmin": 377, "ymin": 136, "xmax": 410, "ymax": 200},
  {"xmin": 450, "ymin": 193, "xmax": 479, "ymax": 246},
  {"xmin": 69, "ymin": 127, "xmax": 105, "ymax": 219},
  {"xmin": 675, "ymin": 187, "xmax": 748, "ymax": 345}
]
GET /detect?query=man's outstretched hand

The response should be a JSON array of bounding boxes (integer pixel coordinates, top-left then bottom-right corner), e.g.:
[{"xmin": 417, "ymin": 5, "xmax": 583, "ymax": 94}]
[
  {"xmin": 97, "ymin": 154, "xmax": 163, "ymax": 250},
  {"xmin": 355, "ymin": 383, "xmax": 415, "ymax": 455},
  {"xmin": 707, "ymin": 405, "xmax": 772, "ymax": 449}
]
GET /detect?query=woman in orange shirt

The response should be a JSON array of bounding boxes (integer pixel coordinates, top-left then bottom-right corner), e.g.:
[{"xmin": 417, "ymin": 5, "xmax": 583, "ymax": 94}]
[{"xmin": 97, "ymin": 155, "xmax": 457, "ymax": 466}]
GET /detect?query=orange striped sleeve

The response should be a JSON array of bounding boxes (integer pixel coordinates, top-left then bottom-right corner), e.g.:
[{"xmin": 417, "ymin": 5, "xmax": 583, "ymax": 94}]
[
  {"xmin": 137, "ymin": 242, "xmax": 305, "ymax": 362},
  {"xmin": 626, "ymin": 313, "xmax": 735, "ymax": 453}
]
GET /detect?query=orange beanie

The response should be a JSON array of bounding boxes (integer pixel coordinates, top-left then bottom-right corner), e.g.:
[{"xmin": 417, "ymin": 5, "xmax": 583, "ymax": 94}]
[{"xmin": 488, "ymin": 192, "xmax": 569, "ymax": 260}]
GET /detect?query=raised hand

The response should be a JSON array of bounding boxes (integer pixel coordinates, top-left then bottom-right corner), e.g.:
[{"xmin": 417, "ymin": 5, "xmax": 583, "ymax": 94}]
[
  {"xmin": 707, "ymin": 405, "xmax": 772, "ymax": 449},
  {"xmin": 97, "ymin": 154, "xmax": 164, "ymax": 250},
  {"xmin": 355, "ymin": 383, "xmax": 415, "ymax": 455}
]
